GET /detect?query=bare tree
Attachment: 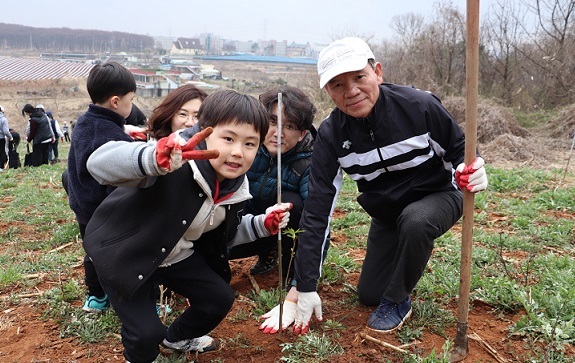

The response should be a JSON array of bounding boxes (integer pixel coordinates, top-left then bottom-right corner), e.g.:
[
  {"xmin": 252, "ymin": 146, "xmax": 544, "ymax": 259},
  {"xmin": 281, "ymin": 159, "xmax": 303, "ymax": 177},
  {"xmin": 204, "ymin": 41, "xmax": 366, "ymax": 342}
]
[
  {"xmin": 383, "ymin": 13, "xmax": 427, "ymax": 86},
  {"xmin": 421, "ymin": 1, "xmax": 467, "ymax": 95},
  {"xmin": 520, "ymin": 0, "xmax": 575, "ymax": 107},
  {"xmin": 483, "ymin": 0, "xmax": 530, "ymax": 106}
]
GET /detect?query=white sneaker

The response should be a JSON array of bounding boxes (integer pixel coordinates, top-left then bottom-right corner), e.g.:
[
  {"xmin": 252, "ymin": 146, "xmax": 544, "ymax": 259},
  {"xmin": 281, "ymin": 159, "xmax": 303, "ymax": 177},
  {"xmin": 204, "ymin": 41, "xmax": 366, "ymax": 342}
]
[{"xmin": 160, "ymin": 335, "xmax": 219, "ymax": 353}]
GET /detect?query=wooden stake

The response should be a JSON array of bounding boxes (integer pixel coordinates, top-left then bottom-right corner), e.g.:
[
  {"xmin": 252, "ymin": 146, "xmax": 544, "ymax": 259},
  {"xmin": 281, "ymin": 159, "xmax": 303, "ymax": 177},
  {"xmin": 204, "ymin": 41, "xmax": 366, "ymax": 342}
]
[{"xmin": 451, "ymin": 1, "xmax": 480, "ymax": 362}]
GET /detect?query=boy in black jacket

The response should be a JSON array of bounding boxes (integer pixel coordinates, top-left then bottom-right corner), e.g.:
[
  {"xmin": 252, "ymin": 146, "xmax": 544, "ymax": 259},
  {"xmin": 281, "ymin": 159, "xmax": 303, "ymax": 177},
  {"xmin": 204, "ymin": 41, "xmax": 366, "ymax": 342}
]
[
  {"xmin": 67, "ymin": 61, "xmax": 137, "ymax": 312},
  {"xmin": 84, "ymin": 90, "xmax": 292, "ymax": 363}
]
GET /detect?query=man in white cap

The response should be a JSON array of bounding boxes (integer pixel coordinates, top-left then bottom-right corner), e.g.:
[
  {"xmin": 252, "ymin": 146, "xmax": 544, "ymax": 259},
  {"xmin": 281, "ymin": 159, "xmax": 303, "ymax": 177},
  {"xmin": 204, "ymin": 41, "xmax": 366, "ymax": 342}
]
[{"xmin": 267, "ymin": 37, "xmax": 488, "ymax": 335}]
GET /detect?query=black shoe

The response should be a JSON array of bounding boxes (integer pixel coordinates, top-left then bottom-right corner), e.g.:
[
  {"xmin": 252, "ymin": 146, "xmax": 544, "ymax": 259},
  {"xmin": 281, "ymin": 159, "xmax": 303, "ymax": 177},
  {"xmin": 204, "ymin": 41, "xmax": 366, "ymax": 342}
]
[{"xmin": 250, "ymin": 251, "xmax": 277, "ymax": 275}]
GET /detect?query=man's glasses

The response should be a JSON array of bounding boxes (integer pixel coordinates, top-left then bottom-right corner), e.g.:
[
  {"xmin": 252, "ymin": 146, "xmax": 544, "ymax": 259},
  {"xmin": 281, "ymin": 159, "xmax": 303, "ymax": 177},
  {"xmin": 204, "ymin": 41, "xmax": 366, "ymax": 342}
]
[{"xmin": 269, "ymin": 116, "xmax": 300, "ymax": 131}]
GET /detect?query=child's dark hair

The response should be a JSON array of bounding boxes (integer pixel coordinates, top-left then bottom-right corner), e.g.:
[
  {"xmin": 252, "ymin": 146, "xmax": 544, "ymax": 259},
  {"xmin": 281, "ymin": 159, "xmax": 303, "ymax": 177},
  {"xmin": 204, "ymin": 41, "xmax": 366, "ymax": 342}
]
[
  {"xmin": 197, "ymin": 89, "xmax": 269, "ymax": 142},
  {"xmin": 259, "ymin": 86, "xmax": 316, "ymax": 131},
  {"xmin": 87, "ymin": 62, "xmax": 136, "ymax": 104}
]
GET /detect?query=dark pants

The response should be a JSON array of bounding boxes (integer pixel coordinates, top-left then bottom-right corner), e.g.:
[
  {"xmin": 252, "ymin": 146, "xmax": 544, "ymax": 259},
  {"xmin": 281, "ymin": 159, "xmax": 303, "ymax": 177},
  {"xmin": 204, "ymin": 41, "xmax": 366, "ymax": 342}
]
[
  {"xmin": 228, "ymin": 191, "xmax": 303, "ymax": 283},
  {"xmin": 357, "ymin": 190, "xmax": 463, "ymax": 306},
  {"xmin": 0, "ymin": 138, "xmax": 6, "ymax": 168},
  {"xmin": 31, "ymin": 142, "xmax": 50, "ymax": 166},
  {"xmin": 79, "ymin": 223, "xmax": 107, "ymax": 298},
  {"xmin": 103, "ymin": 252, "xmax": 235, "ymax": 363},
  {"xmin": 49, "ymin": 138, "xmax": 59, "ymax": 161}
]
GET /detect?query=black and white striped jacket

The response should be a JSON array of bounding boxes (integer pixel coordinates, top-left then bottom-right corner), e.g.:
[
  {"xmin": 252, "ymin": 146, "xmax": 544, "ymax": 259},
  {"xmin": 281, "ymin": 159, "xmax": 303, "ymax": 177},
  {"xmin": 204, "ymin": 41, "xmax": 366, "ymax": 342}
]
[{"xmin": 295, "ymin": 83, "xmax": 466, "ymax": 292}]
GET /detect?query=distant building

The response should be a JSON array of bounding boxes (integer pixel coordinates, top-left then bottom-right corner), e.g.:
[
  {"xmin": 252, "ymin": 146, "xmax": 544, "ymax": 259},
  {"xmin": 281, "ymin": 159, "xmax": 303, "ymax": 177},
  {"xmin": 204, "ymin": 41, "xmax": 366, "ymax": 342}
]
[
  {"xmin": 198, "ymin": 33, "xmax": 223, "ymax": 55},
  {"xmin": 274, "ymin": 41, "xmax": 287, "ymax": 57},
  {"xmin": 233, "ymin": 40, "xmax": 255, "ymax": 53},
  {"xmin": 40, "ymin": 52, "xmax": 97, "ymax": 63},
  {"xmin": 200, "ymin": 64, "xmax": 221, "ymax": 80},
  {"xmin": 286, "ymin": 42, "xmax": 309, "ymax": 58},
  {"xmin": 170, "ymin": 38, "xmax": 206, "ymax": 56},
  {"xmin": 153, "ymin": 36, "xmax": 177, "ymax": 52},
  {"xmin": 131, "ymin": 69, "xmax": 181, "ymax": 97}
]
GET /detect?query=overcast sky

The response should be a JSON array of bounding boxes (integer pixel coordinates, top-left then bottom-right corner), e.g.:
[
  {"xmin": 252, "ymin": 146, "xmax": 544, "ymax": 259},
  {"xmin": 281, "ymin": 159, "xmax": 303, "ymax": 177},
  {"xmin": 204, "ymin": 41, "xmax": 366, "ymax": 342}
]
[{"xmin": 3, "ymin": 0, "xmax": 492, "ymax": 44}]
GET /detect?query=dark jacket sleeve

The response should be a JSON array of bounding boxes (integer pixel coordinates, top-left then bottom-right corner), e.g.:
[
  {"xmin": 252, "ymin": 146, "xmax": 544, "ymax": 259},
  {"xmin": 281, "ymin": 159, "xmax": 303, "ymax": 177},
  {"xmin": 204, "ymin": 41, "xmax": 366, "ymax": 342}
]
[{"xmin": 294, "ymin": 122, "xmax": 342, "ymax": 292}]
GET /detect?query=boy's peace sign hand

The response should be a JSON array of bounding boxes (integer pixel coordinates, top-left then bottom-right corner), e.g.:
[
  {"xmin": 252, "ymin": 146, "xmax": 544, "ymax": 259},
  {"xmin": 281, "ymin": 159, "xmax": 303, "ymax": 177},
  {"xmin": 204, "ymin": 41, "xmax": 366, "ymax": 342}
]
[{"xmin": 156, "ymin": 127, "xmax": 219, "ymax": 172}]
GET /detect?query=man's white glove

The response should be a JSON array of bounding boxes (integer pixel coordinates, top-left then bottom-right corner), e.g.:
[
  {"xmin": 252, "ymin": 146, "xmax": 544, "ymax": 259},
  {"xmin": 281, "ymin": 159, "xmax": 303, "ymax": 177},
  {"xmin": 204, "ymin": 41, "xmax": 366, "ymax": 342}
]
[
  {"xmin": 259, "ymin": 300, "xmax": 297, "ymax": 334},
  {"xmin": 455, "ymin": 157, "xmax": 488, "ymax": 193},
  {"xmin": 294, "ymin": 291, "xmax": 323, "ymax": 335}
]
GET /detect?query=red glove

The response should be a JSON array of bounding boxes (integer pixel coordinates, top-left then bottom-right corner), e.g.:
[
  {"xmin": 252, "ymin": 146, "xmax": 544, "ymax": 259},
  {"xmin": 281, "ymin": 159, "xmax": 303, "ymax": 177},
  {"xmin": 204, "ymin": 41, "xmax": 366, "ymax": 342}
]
[
  {"xmin": 455, "ymin": 157, "xmax": 488, "ymax": 193},
  {"xmin": 263, "ymin": 202, "xmax": 293, "ymax": 235},
  {"xmin": 124, "ymin": 124, "xmax": 148, "ymax": 141},
  {"xmin": 156, "ymin": 127, "xmax": 219, "ymax": 172}
]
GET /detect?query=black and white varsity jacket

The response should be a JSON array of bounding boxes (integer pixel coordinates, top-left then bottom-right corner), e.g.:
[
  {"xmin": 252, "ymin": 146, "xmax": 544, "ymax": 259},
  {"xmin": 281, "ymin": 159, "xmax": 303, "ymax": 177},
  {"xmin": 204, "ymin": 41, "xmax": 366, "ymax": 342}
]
[{"xmin": 294, "ymin": 83, "xmax": 466, "ymax": 292}]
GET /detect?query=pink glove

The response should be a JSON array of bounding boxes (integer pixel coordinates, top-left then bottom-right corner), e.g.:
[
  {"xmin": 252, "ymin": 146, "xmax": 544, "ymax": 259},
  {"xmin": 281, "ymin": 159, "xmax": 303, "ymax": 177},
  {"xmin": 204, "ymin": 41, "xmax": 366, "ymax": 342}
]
[
  {"xmin": 259, "ymin": 300, "xmax": 297, "ymax": 334},
  {"xmin": 455, "ymin": 157, "xmax": 488, "ymax": 193},
  {"xmin": 156, "ymin": 127, "xmax": 219, "ymax": 172},
  {"xmin": 294, "ymin": 291, "xmax": 323, "ymax": 335},
  {"xmin": 263, "ymin": 202, "xmax": 292, "ymax": 235}
]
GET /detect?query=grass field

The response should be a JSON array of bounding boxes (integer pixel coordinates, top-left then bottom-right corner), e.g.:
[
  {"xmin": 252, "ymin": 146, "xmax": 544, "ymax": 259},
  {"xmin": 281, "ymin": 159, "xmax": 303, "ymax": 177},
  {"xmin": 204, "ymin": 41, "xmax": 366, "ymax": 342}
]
[{"xmin": 1, "ymin": 141, "xmax": 574, "ymax": 362}]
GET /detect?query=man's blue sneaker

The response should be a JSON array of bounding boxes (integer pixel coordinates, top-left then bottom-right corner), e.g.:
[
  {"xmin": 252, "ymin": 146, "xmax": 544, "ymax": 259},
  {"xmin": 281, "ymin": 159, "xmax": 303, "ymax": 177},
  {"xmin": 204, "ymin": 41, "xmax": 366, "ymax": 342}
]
[
  {"xmin": 82, "ymin": 294, "xmax": 110, "ymax": 313},
  {"xmin": 367, "ymin": 296, "xmax": 412, "ymax": 333}
]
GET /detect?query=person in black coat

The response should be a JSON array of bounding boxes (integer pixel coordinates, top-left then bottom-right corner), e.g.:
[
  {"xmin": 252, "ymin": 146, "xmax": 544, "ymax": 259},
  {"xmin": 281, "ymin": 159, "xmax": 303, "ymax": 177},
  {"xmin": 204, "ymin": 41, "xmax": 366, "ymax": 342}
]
[{"xmin": 22, "ymin": 104, "xmax": 54, "ymax": 166}]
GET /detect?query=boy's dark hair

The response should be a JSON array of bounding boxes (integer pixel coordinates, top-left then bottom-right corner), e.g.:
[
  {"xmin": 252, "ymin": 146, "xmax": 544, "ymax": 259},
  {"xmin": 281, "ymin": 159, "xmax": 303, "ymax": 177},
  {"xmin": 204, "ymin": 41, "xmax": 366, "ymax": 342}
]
[
  {"xmin": 87, "ymin": 62, "xmax": 136, "ymax": 104},
  {"xmin": 259, "ymin": 85, "xmax": 316, "ymax": 131},
  {"xmin": 197, "ymin": 89, "xmax": 269, "ymax": 142}
]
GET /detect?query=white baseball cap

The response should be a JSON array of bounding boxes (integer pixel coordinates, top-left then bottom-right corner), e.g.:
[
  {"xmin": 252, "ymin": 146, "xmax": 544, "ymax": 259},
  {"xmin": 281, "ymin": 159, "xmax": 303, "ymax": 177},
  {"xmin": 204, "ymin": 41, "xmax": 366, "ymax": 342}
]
[
  {"xmin": 35, "ymin": 104, "xmax": 45, "ymax": 110},
  {"xmin": 0, "ymin": 105, "xmax": 4, "ymax": 112},
  {"xmin": 317, "ymin": 37, "xmax": 375, "ymax": 89}
]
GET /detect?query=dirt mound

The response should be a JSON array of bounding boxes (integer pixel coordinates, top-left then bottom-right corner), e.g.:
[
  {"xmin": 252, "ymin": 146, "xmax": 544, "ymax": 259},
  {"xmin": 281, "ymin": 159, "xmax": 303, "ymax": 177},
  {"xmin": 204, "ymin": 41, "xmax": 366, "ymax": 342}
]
[
  {"xmin": 443, "ymin": 96, "xmax": 530, "ymax": 144},
  {"xmin": 547, "ymin": 103, "xmax": 575, "ymax": 138},
  {"xmin": 440, "ymin": 96, "xmax": 572, "ymax": 169}
]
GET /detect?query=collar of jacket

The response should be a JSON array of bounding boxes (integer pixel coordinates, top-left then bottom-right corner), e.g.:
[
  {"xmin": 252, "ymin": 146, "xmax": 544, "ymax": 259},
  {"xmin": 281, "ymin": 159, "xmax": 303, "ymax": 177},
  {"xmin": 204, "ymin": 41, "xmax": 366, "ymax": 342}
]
[
  {"xmin": 86, "ymin": 104, "xmax": 126, "ymax": 129},
  {"xmin": 191, "ymin": 160, "xmax": 251, "ymax": 205}
]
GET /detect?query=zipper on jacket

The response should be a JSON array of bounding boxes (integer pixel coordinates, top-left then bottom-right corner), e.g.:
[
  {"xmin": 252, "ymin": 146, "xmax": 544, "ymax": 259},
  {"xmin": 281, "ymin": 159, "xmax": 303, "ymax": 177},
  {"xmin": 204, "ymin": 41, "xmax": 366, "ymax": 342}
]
[
  {"xmin": 367, "ymin": 123, "xmax": 387, "ymax": 170},
  {"xmin": 209, "ymin": 205, "xmax": 216, "ymax": 225},
  {"xmin": 257, "ymin": 158, "xmax": 275, "ymax": 199}
]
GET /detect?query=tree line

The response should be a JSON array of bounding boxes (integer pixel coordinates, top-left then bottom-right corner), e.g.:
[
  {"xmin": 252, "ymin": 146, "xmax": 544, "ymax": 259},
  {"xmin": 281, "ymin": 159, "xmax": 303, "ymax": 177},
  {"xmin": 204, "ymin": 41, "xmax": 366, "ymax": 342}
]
[{"xmin": 0, "ymin": 23, "xmax": 154, "ymax": 54}]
